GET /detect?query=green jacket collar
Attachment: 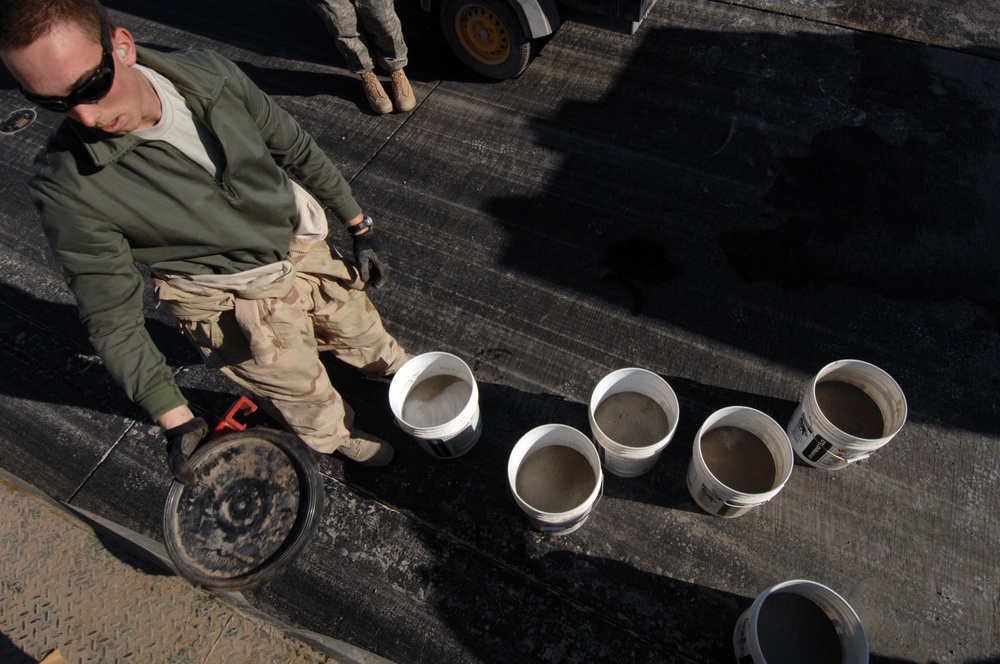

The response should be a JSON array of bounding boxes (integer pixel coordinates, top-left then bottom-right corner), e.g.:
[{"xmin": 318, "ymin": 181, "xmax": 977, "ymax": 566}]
[{"xmin": 70, "ymin": 47, "xmax": 227, "ymax": 167}]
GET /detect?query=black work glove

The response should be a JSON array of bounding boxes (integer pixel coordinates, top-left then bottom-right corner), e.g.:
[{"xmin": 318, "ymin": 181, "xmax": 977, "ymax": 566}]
[
  {"xmin": 164, "ymin": 417, "xmax": 209, "ymax": 484},
  {"xmin": 352, "ymin": 230, "xmax": 389, "ymax": 289}
]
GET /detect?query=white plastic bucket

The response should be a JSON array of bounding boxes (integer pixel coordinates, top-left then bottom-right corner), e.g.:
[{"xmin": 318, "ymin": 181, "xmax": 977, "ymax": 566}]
[
  {"xmin": 787, "ymin": 359, "xmax": 907, "ymax": 470},
  {"xmin": 508, "ymin": 424, "xmax": 604, "ymax": 536},
  {"xmin": 733, "ymin": 579, "xmax": 869, "ymax": 664},
  {"xmin": 686, "ymin": 406, "xmax": 793, "ymax": 518},
  {"xmin": 388, "ymin": 352, "xmax": 481, "ymax": 459},
  {"xmin": 588, "ymin": 368, "xmax": 680, "ymax": 478}
]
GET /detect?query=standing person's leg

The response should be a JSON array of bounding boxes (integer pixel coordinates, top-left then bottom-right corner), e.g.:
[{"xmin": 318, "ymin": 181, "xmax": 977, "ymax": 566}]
[
  {"xmin": 354, "ymin": 0, "xmax": 407, "ymax": 70},
  {"xmin": 305, "ymin": 0, "xmax": 373, "ymax": 73},
  {"xmin": 355, "ymin": 0, "xmax": 415, "ymax": 112},
  {"xmin": 305, "ymin": 0, "xmax": 392, "ymax": 114}
]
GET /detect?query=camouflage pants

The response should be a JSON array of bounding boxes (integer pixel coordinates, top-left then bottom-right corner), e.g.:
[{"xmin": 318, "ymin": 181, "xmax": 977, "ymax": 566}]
[
  {"xmin": 154, "ymin": 240, "xmax": 407, "ymax": 454},
  {"xmin": 306, "ymin": 0, "xmax": 408, "ymax": 73}
]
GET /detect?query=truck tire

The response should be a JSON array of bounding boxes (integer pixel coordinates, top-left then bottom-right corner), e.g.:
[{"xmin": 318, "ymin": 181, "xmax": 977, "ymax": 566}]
[{"xmin": 441, "ymin": 0, "xmax": 532, "ymax": 79}]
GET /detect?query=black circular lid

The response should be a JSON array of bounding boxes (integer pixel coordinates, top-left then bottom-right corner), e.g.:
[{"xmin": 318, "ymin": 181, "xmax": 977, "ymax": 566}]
[{"xmin": 163, "ymin": 428, "xmax": 324, "ymax": 591}]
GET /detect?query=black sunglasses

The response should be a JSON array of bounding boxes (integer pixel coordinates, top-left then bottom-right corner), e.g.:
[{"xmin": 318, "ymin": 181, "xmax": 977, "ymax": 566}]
[{"xmin": 20, "ymin": 24, "xmax": 115, "ymax": 112}]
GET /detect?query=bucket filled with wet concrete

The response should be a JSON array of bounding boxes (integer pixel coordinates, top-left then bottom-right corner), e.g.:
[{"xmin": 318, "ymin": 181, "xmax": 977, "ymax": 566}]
[
  {"xmin": 389, "ymin": 352, "xmax": 482, "ymax": 459},
  {"xmin": 163, "ymin": 428, "xmax": 325, "ymax": 591},
  {"xmin": 508, "ymin": 424, "xmax": 604, "ymax": 535},
  {"xmin": 588, "ymin": 368, "xmax": 679, "ymax": 477},
  {"xmin": 787, "ymin": 359, "xmax": 907, "ymax": 470},
  {"xmin": 733, "ymin": 579, "xmax": 869, "ymax": 663},
  {"xmin": 687, "ymin": 406, "xmax": 793, "ymax": 518}
]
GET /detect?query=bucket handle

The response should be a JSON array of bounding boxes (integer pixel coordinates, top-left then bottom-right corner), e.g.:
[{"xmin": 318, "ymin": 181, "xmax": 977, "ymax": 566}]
[
  {"xmin": 807, "ymin": 442, "xmax": 870, "ymax": 465},
  {"xmin": 718, "ymin": 496, "xmax": 767, "ymax": 515},
  {"xmin": 798, "ymin": 414, "xmax": 875, "ymax": 465}
]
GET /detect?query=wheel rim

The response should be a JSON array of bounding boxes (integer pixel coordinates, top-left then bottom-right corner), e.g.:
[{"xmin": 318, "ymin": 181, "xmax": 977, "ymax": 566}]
[
  {"xmin": 163, "ymin": 429, "xmax": 323, "ymax": 591},
  {"xmin": 454, "ymin": 4, "xmax": 511, "ymax": 65}
]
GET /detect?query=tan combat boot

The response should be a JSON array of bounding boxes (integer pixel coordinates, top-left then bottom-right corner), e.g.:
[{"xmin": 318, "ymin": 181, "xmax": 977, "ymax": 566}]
[
  {"xmin": 360, "ymin": 70, "xmax": 392, "ymax": 115},
  {"xmin": 336, "ymin": 431, "xmax": 394, "ymax": 466},
  {"xmin": 390, "ymin": 68, "xmax": 416, "ymax": 113}
]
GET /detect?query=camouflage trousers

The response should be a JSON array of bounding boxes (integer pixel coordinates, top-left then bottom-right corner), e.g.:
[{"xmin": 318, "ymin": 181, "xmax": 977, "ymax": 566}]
[
  {"xmin": 154, "ymin": 240, "xmax": 407, "ymax": 454},
  {"xmin": 306, "ymin": 0, "xmax": 408, "ymax": 73}
]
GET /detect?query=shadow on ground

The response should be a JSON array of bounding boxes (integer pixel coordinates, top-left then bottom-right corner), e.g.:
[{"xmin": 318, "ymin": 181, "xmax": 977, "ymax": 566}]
[
  {"xmin": 0, "ymin": 633, "xmax": 38, "ymax": 664},
  {"xmin": 480, "ymin": 25, "xmax": 999, "ymax": 438}
]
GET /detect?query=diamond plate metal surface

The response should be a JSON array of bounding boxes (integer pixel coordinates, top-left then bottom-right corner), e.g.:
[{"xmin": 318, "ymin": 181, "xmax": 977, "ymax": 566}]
[{"xmin": 0, "ymin": 475, "xmax": 341, "ymax": 664}]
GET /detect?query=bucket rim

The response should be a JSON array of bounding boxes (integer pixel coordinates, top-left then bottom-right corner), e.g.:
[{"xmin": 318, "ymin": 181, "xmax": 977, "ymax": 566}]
[
  {"xmin": 588, "ymin": 367, "xmax": 679, "ymax": 453},
  {"xmin": 740, "ymin": 579, "xmax": 870, "ymax": 663},
  {"xmin": 805, "ymin": 358, "xmax": 908, "ymax": 447},
  {"xmin": 692, "ymin": 406, "xmax": 794, "ymax": 501},
  {"xmin": 389, "ymin": 352, "xmax": 479, "ymax": 435},
  {"xmin": 508, "ymin": 424, "xmax": 604, "ymax": 518}
]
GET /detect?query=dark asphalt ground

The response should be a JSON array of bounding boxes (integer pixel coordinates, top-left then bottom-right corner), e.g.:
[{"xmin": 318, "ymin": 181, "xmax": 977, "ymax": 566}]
[{"xmin": 1, "ymin": 0, "xmax": 998, "ymax": 662}]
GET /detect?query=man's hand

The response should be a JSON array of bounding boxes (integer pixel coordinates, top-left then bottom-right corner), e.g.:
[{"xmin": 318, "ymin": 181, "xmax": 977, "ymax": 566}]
[
  {"xmin": 352, "ymin": 230, "xmax": 389, "ymax": 288},
  {"xmin": 164, "ymin": 417, "xmax": 209, "ymax": 484}
]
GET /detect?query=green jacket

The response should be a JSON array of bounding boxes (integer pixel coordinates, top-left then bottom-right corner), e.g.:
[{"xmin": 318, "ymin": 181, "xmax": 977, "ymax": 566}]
[{"xmin": 31, "ymin": 47, "xmax": 363, "ymax": 421}]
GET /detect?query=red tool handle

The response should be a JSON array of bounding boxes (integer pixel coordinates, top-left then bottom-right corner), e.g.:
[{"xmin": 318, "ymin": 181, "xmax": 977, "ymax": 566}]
[{"xmin": 210, "ymin": 396, "xmax": 259, "ymax": 438}]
